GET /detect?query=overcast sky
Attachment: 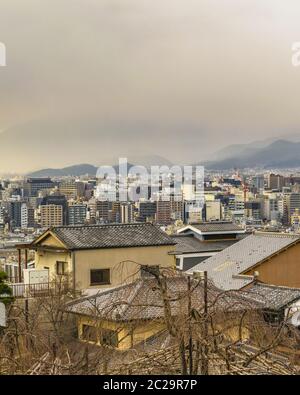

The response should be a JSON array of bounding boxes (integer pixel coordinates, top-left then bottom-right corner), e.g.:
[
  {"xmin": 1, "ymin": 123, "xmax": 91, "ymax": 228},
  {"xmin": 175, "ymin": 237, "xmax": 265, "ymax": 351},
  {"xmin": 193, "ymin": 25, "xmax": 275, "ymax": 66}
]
[{"xmin": 1, "ymin": 0, "xmax": 300, "ymax": 172}]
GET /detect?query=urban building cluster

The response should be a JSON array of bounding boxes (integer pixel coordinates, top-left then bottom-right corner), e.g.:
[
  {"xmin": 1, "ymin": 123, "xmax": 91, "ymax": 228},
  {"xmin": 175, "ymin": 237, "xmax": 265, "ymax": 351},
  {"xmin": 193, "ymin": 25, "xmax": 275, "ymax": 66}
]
[{"xmin": 1, "ymin": 171, "xmax": 300, "ymax": 239}]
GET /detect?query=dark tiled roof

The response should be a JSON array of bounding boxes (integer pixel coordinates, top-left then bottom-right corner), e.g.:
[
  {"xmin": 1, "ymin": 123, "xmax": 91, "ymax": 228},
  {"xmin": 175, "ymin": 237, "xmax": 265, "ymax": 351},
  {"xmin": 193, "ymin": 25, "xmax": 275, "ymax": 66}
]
[
  {"xmin": 171, "ymin": 234, "xmax": 239, "ymax": 254},
  {"xmin": 46, "ymin": 223, "xmax": 176, "ymax": 250},
  {"xmin": 242, "ymin": 282, "xmax": 300, "ymax": 311},
  {"xmin": 66, "ymin": 274, "xmax": 263, "ymax": 321}
]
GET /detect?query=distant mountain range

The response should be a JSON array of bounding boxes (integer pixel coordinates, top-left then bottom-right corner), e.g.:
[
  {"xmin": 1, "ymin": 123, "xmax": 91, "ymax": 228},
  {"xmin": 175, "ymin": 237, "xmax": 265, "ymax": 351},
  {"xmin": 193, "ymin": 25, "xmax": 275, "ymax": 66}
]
[
  {"xmin": 202, "ymin": 139, "xmax": 300, "ymax": 170},
  {"xmin": 27, "ymin": 157, "xmax": 171, "ymax": 177},
  {"xmin": 28, "ymin": 139, "xmax": 300, "ymax": 176},
  {"xmin": 27, "ymin": 164, "xmax": 99, "ymax": 177}
]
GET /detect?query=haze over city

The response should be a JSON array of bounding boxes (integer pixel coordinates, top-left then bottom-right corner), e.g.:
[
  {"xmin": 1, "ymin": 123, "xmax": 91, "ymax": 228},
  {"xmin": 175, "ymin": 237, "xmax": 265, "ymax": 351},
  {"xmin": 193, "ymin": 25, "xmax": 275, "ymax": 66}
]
[{"xmin": 1, "ymin": 0, "xmax": 300, "ymax": 172}]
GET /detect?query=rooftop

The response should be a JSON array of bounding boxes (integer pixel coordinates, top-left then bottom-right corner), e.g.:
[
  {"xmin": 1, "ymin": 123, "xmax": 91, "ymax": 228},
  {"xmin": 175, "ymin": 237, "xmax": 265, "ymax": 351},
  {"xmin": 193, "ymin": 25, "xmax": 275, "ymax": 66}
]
[
  {"xmin": 65, "ymin": 274, "xmax": 262, "ymax": 321},
  {"xmin": 187, "ymin": 232, "xmax": 300, "ymax": 290},
  {"xmin": 177, "ymin": 222, "xmax": 245, "ymax": 235},
  {"xmin": 34, "ymin": 223, "xmax": 176, "ymax": 250},
  {"xmin": 243, "ymin": 282, "xmax": 300, "ymax": 311},
  {"xmin": 171, "ymin": 234, "xmax": 240, "ymax": 254}
]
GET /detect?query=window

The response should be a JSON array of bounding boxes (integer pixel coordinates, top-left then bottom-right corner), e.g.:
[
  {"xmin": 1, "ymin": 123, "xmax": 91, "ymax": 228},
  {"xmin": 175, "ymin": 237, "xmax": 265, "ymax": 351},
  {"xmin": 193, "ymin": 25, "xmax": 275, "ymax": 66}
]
[
  {"xmin": 82, "ymin": 324, "xmax": 98, "ymax": 343},
  {"xmin": 141, "ymin": 265, "xmax": 160, "ymax": 278},
  {"xmin": 56, "ymin": 261, "xmax": 67, "ymax": 275},
  {"xmin": 101, "ymin": 328, "xmax": 118, "ymax": 347},
  {"xmin": 90, "ymin": 269, "xmax": 110, "ymax": 285}
]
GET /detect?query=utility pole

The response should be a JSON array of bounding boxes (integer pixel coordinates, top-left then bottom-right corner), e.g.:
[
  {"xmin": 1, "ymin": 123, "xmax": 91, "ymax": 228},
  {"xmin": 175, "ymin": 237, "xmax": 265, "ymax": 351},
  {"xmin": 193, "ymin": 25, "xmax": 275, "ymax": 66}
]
[
  {"xmin": 203, "ymin": 270, "xmax": 209, "ymax": 375},
  {"xmin": 187, "ymin": 276, "xmax": 193, "ymax": 375}
]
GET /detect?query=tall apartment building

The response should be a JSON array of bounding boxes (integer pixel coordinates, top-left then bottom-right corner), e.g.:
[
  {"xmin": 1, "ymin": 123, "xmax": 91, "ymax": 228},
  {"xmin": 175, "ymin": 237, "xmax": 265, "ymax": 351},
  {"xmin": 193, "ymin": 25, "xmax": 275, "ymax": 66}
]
[
  {"xmin": 68, "ymin": 204, "xmax": 87, "ymax": 225},
  {"xmin": 156, "ymin": 200, "xmax": 172, "ymax": 225},
  {"xmin": 267, "ymin": 173, "xmax": 284, "ymax": 191},
  {"xmin": 251, "ymin": 175, "xmax": 265, "ymax": 192},
  {"xmin": 95, "ymin": 200, "xmax": 111, "ymax": 223},
  {"xmin": 40, "ymin": 194, "xmax": 68, "ymax": 225},
  {"xmin": 285, "ymin": 192, "xmax": 300, "ymax": 224},
  {"xmin": 263, "ymin": 196, "xmax": 282, "ymax": 222},
  {"xmin": 120, "ymin": 202, "xmax": 134, "ymax": 223},
  {"xmin": 59, "ymin": 180, "xmax": 85, "ymax": 199},
  {"xmin": 40, "ymin": 204, "xmax": 63, "ymax": 227},
  {"xmin": 21, "ymin": 203, "xmax": 35, "ymax": 229},
  {"xmin": 8, "ymin": 200, "xmax": 22, "ymax": 229},
  {"xmin": 137, "ymin": 201, "xmax": 157, "ymax": 222},
  {"xmin": 245, "ymin": 201, "xmax": 261, "ymax": 220}
]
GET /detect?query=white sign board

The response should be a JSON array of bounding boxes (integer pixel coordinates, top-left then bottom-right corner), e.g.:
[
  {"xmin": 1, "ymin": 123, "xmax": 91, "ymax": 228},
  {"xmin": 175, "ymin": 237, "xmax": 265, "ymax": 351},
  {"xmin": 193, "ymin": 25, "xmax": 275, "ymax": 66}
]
[{"xmin": 0, "ymin": 302, "xmax": 6, "ymax": 327}]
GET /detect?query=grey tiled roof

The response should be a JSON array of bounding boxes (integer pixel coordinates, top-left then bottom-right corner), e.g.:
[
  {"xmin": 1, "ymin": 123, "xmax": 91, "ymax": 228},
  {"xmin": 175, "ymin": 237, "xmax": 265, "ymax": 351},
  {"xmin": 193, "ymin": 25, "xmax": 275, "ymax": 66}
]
[
  {"xmin": 187, "ymin": 222, "xmax": 245, "ymax": 233},
  {"xmin": 65, "ymin": 274, "xmax": 263, "ymax": 321},
  {"xmin": 46, "ymin": 223, "xmax": 176, "ymax": 250},
  {"xmin": 187, "ymin": 232, "xmax": 300, "ymax": 290},
  {"xmin": 171, "ymin": 235, "xmax": 239, "ymax": 254},
  {"xmin": 242, "ymin": 282, "xmax": 300, "ymax": 311}
]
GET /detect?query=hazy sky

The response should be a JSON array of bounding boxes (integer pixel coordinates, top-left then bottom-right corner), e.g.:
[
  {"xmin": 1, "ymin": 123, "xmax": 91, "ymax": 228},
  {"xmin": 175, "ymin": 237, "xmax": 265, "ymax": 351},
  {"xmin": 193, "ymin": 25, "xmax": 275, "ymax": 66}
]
[{"xmin": 1, "ymin": 0, "xmax": 300, "ymax": 172}]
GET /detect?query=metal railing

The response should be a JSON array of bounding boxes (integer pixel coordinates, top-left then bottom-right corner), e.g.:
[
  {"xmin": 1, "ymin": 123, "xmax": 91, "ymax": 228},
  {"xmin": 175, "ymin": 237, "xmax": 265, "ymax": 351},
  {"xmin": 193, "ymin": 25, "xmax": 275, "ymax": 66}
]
[{"xmin": 9, "ymin": 281, "xmax": 70, "ymax": 298}]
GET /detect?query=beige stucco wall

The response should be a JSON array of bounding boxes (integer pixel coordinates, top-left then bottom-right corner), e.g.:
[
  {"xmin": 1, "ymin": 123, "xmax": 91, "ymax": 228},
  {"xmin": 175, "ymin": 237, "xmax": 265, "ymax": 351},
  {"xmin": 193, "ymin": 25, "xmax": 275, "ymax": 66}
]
[
  {"xmin": 35, "ymin": 249, "xmax": 71, "ymax": 280},
  {"xmin": 77, "ymin": 315, "xmax": 165, "ymax": 350},
  {"xmin": 34, "ymin": 232, "xmax": 175, "ymax": 290},
  {"xmin": 74, "ymin": 245, "xmax": 175, "ymax": 290}
]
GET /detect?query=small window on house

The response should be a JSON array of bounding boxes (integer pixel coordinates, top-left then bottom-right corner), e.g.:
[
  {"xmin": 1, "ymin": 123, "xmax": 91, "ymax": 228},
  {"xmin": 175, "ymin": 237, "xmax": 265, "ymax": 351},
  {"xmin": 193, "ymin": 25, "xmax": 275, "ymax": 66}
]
[
  {"xmin": 82, "ymin": 324, "xmax": 98, "ymax": 343},
  {"xmin": 141, "ymin": 265, "xmax": 160, "ymax": 278},
  {"xmin": 101, "ymin": 328, "xmax": 118, "ymax": 347},
  {"xmin": 56, "ymin": 261, "xmax": 67, "ymax": 275},
  {"xmin": 90, "ymin": 269, "xmax": 110, "ymax": 285}
]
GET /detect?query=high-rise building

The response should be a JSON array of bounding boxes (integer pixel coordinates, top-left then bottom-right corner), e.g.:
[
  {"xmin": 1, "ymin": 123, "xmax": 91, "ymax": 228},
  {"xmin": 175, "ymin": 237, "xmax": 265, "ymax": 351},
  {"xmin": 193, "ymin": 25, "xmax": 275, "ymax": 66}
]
[
  {"xmin": 285, "ymin": 192, "xmax": 300, "ymax": 224},
  {"xmin": 267, "ymin": 174, "xmax": 284, "ymax": 191},
  {"xmin": 137, "ymin": 201, "xmax": 157, "ymax": 222},
  {"xmin": 120, "ymin": 202, "xmax": 134, "ymax": 223},
  {"xmin": 40, "ymin": 204, "xmax": 63, "ymax": 227},
  {"xmin": 251, "ymin": 175, "xmax": 265, "ymax": 192},
  {"xmin": 59, "ymin": 180, "xmax": 85, "ymax": 199},
  {"xmin": 9, "ymin": 200, "xmax": 22, "ymax": 228},
  {"xmin": 24, "ymin": 178, "xmax": 55, "ymax": 197},
  {"xmin": 156, "ymin": 200, "xmax": 172, "ymax": 225},
  {"xmin": 245, "ymin": 201, "xmax": 261, "ymax": 220},
  {"xmin": 68, "ymin": 204, "xmax": 87, "ymax": 225},
  {"xmin": 40, "ymin": 194, "xmax": 68, "ymax": 224},
  {"xmin": 21, "ymin": 203, "xmax": 35, "ymax": 229}
]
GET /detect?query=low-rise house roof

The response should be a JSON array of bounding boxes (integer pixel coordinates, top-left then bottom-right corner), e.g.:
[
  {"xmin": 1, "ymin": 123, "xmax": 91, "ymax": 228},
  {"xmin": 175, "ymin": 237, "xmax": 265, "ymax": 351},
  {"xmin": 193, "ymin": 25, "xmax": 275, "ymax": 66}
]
[
  {"xmin": 177, "ymin": 222, "xmax": 245, "ymax": 236},
  {"xmin": 188, "ymin": 232, "xmax": 300, "ymax": 290},
  {"xmin": 65, "ymin": 274, "xmax": 262, "ymax": 321},
  {"xmin": 171, "ymin": 234, "xmax": 240, "ymax": 254},
  {"xmin": 242, "ymin": 282, "xmax": 300, "ymax": 311},
  {"xmin": 32, "ymin": 223, "xmax": 176, "ymax": 250}
]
